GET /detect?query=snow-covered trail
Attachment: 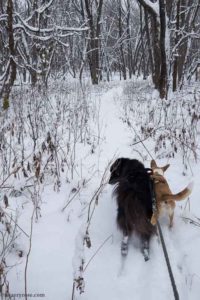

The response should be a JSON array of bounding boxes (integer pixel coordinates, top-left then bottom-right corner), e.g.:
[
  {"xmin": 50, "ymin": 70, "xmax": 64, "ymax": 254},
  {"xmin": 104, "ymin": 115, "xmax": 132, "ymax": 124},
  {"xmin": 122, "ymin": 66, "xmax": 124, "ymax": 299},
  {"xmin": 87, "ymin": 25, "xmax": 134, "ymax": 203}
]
[
  {"xmin": 73, "ymin": 84, "xmax": 200, "ymax": 300},
  {"xmin": 9, "ymin": 82, "xmax": 200, "ymax": 300},
  {"xmin": 75, "ymin": 86, "xmax": 166, "ymax": 300}
]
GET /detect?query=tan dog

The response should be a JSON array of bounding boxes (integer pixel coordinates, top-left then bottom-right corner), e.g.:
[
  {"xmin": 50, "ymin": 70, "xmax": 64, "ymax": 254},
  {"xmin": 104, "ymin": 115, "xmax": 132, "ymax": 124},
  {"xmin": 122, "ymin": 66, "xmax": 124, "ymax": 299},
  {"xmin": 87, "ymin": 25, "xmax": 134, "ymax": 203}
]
[{"xmin": 150, "ymin": 160, "xmax": 193, "ymax": 228}]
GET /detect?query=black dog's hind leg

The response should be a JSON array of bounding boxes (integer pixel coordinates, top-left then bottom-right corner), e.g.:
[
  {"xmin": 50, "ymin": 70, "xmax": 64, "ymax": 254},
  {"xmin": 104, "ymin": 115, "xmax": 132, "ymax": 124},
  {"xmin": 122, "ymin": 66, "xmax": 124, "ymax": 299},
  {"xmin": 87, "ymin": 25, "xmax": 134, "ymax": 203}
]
[
  {"xmin": 117, "ymin": 207, "xmax": 129, "ymax": 256},
  {"xmin": 121, "ymin": 235, "xmax": 129, "ymax": 256},
  {"xmin": 141, "ymin": 235, "xmax": 150, "ymax": 261}
]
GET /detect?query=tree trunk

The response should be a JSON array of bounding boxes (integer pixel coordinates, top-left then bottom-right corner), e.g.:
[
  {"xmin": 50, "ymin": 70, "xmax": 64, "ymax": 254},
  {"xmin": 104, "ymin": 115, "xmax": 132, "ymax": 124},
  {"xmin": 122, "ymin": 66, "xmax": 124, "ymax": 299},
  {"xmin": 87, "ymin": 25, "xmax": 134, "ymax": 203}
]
[
  {"xmin": 139, "ymin": 5, "xmax": 147, "ymax": 79},
  {"xmin": 84, "ymin": 0, "xmax": 103, "ymax": 85},
  {"xmin": 172, "ymin": 0, "xmax": 180, "ymax": 92},
  {"xmin": 137, "ymin": 0, "xmax": 161, "ymax": 89},
  {"xmin": 126, "ymin": 0, "xmax": 132, "ymax": 79},
  {"xmin": 151, "ymin": 15, "xmax": 161, "ymax": 89},
  {"xmin": 137, "ymin": 0, "xmax": 168, "ymax": 98},
  {"xmin": 144, "ymin": 9, "xmax": 154, "ymax": 77},
  {"xmin": 30, "ymin": 0, "xmax": 39, "ymax": 86},
  {"xmin": 118, "ymin": 0, "xmax": 126, "ymax": 80},
  {"xmin": 159, "ymin": 0, "xmax": 167, "ymax": 98},
  {"xmin": 1, "ymin": 0, "xmax": 16, "ymax": 106}
]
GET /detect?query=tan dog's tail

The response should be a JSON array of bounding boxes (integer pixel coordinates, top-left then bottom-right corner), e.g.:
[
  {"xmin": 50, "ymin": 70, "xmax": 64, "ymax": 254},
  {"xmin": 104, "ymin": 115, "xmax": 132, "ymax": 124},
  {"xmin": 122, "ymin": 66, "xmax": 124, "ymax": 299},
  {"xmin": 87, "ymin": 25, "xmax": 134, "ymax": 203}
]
[{"xmin": 162, "ymin": 182, "xmax": 193, "ymax": 202}]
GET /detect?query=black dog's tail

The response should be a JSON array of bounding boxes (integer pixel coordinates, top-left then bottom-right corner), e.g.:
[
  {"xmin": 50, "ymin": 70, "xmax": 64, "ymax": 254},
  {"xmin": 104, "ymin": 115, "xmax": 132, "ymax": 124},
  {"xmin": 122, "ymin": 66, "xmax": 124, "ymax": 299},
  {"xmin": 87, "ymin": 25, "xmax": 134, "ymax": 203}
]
[{"xmin": 115, "ymin": 180, "xmax": 155, "ymax": 237}]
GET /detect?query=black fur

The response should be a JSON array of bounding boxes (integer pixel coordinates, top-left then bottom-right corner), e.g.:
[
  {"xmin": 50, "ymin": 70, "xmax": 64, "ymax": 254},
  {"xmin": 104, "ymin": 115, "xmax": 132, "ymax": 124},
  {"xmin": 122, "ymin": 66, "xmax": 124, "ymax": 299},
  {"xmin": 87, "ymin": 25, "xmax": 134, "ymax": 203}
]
[{"xmin": 109, "ymin": 158, "xmax": 155, "ymax": 259}]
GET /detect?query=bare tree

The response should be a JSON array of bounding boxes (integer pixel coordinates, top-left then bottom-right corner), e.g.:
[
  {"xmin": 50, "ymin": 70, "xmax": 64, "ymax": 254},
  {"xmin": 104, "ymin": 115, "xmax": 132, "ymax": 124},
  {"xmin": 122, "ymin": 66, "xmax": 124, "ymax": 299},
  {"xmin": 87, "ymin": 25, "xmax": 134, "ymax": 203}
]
[
  {"xmin": 159, "ymin": 0, "xmax": 167, "ymax": 98},
  {"xmin": 84, "ymin": 0, "xmax": 104, "ymax": 84},
  {"xmin": 118, "ymin": 0, "xmax": 126, "ymax": 80}
]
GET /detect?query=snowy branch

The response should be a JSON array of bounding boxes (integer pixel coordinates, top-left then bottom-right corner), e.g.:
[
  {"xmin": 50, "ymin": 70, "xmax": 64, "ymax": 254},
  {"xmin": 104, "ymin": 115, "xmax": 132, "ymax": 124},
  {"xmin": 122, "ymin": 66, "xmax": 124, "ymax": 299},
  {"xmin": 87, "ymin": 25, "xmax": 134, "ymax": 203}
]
[{"xmin": 14, "ymin": 13, "xmax": 89, "ymax": 35}]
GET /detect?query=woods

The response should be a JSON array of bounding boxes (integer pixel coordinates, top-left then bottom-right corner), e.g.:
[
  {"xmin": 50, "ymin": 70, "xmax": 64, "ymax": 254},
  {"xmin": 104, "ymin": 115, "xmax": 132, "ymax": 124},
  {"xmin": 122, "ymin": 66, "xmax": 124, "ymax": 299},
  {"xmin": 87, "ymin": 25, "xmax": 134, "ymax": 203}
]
[
  {"xmin": 0, "ymin": 0, "xmax": 200, "ymax": 100},
  {"xmin": 1, "ymin": 1, "xmax": 200, "ymax": 299}
]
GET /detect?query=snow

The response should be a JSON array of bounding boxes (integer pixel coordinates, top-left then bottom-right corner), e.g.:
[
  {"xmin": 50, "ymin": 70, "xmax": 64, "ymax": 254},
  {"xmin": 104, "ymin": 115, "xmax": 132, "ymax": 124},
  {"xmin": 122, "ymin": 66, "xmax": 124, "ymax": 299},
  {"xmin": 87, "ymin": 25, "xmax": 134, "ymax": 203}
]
[{"xmin": 4, "ymin": 79, "xmax": 200, "ymax": 300}]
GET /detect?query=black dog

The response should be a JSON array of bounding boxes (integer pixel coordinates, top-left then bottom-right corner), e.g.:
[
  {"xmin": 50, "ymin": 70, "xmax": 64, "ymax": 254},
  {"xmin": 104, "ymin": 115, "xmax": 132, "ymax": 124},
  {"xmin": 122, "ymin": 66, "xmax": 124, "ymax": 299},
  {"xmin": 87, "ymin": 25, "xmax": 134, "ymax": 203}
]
[{"xmin": 109, "ymin": 158, "xmax": 156, "ymax": 261}]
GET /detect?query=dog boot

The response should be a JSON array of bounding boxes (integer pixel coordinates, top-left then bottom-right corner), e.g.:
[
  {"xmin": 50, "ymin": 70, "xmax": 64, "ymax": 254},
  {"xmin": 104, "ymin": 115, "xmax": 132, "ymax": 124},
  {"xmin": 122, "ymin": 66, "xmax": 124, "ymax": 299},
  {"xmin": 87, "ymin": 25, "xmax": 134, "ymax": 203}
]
[
  {"xmin": 121, "ymin": 236, "xmax": 129, "ymax": 256},
  {"xmin": 142, "ymin": 240, "xmax": 150, "ymax": 261}
]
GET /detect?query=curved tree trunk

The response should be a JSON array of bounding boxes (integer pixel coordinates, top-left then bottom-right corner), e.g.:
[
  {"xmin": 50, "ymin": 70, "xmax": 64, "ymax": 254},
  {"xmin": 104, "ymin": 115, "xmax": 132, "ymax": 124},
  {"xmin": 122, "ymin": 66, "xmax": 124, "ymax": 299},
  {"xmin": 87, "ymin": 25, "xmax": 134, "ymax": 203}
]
[{"xmin": 137, "ymin": 0, "xmax": 168, "ymax": 98}]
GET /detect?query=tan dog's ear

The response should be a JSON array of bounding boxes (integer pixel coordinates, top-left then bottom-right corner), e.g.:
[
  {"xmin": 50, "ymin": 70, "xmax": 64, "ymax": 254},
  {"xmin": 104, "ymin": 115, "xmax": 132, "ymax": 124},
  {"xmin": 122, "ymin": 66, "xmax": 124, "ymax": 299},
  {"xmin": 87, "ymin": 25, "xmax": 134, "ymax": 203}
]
[
  {"xmin": 162, "ymin": 164, "xmax": 170, "ymax": 172},
  {"xmin": 151, "ymin": 160, "xmax": 157, "ymax": 169}
]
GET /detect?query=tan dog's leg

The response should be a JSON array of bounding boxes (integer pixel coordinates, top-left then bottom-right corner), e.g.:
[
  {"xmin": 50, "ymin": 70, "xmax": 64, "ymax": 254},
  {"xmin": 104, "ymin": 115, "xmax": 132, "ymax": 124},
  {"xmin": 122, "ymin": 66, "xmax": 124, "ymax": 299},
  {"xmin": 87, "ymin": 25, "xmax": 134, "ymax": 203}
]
[
  {"xmin": 151, "ymin": 201, "xmax": 161, "ymax": 225},
  {"xmin": 168, "ymin": 205, "xmax": 175, "ymax": 228}
]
